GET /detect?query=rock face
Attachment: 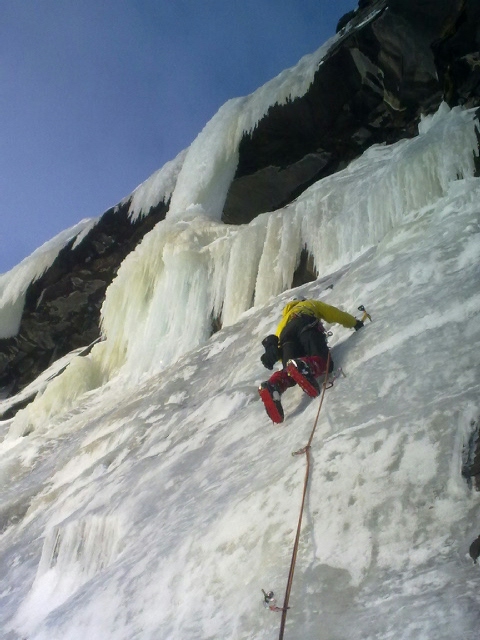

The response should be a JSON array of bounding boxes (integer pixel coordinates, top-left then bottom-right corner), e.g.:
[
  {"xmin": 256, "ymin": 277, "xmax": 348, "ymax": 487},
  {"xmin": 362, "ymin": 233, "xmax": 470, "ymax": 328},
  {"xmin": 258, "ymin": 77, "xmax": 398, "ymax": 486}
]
[
  {"xmin": 1, "ymin": 0, "xmax": 480, "ymax": 399},
  {"xmin": 223, "ymin": 0, "xmax": 480, "ymax": 223},
  {"xmin": 0, "ymin": 200, "xmax": 167, "ymax": 396}
]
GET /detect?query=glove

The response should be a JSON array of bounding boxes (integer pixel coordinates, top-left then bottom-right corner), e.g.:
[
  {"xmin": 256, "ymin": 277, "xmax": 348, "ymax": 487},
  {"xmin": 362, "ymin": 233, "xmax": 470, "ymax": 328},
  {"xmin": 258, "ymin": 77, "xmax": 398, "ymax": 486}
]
[
  {"xmin": 354, "ymin": 320, "xmax": 364, "ymax": 331},
  {"xmin": 261, "ymin": 352, "xmax": 277, "ymax": 370},
  {"xmin": 261, "ymin": 334, "xmax": 281, "ymax": 370}
]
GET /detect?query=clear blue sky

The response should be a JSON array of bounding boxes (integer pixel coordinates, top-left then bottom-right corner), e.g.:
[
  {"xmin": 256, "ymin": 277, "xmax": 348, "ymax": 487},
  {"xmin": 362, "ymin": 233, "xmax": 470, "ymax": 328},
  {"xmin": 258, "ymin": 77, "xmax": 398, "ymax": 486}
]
[{"xmin": 0, "ymin": 0, "xmax": 357, "ymax": 274}]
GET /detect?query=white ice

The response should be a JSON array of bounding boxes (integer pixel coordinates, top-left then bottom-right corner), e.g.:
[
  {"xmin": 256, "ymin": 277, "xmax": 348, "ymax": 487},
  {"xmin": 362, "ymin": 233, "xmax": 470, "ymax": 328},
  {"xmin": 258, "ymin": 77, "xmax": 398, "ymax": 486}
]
[
  {"xmin": 0, "ymin": 32, "xmax": 479, "ymax": 640},
  {"xmin": 10, "ymin": 103, "xmax": 479, "ymax": 433},
  {"xmin": 0, "ymin": 32, "xmax": 340, "ymax": 344},
  {"xmin": 1, "ymin": 154, "xmax": 479, "ymax": 637}
]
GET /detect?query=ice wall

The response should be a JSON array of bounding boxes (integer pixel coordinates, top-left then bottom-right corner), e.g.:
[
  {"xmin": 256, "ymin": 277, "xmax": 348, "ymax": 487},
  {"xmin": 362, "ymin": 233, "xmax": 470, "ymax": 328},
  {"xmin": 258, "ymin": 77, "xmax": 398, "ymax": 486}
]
[
  {"xmin": 125, "ymin": 149, "xmax": 188, "ymax": 222},
  {"xmin": 10, "ymin": 104, "xmax": 478, "ymax": 436},
  {"xmin": 98, "ymin": 104, "xmax": 479, "ymax": 381},
  {"xmin": 3, "ymin": 164, "xmax": 480, "ymax": 637}
]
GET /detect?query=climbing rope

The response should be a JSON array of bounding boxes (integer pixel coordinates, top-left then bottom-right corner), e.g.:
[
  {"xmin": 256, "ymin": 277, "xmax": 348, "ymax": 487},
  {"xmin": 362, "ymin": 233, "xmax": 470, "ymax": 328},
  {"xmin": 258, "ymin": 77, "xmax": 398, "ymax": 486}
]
[
  {"xmin": 277, "ymin": 352, "xmax": 331, "ymax": 640},
  {"xmin": 268, "ymin": 305, "xmax": 371, "ymax": 637}
]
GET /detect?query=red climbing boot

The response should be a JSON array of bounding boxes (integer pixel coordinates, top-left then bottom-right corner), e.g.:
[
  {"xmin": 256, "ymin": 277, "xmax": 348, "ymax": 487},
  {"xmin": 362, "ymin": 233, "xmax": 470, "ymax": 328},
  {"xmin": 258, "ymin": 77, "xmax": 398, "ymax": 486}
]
[
  {"xmin": 258, "ymin": 381, "xmax": 284, "ymax": 423},
  {"xmin": 285, "ymin": 359, "xmax": 321, "ymax": 398}
]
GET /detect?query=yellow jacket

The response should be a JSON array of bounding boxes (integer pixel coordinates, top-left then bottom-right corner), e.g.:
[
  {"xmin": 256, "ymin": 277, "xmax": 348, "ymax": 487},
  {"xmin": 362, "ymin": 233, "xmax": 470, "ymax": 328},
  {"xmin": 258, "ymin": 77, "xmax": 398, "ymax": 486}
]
[{"xmin": 275, "ymin": 299, "xmax": 357, "ymax": 337}]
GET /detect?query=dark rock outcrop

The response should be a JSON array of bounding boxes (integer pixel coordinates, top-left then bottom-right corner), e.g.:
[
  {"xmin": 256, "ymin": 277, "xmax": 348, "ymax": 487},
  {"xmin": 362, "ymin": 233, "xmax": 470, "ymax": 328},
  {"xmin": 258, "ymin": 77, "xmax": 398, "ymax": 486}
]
[
  {"xmin": 223, "ymin": 0, "xmax": 480, "ymax": 225},
  {"xmin": 469, "ymin": 535, "xmax": 480, "ymax": 563},
  {"xmin": 0, "ymin": 199, "xmax": 167, "ymax": 396},
  {"xmin": 463, "ymin": 418, "xmax": 480, "ymax": 491},
  {"xmin": 1, "ymin": 0, "xmax": 480, "ymax": 399}
]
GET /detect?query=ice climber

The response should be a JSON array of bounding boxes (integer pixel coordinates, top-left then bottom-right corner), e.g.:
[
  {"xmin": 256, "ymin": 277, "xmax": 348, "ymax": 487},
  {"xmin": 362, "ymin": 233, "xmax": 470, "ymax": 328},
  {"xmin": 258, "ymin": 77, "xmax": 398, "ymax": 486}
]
[{"xmin": 259, "ymin": 298, "xmax": 364, "ymax": 423}]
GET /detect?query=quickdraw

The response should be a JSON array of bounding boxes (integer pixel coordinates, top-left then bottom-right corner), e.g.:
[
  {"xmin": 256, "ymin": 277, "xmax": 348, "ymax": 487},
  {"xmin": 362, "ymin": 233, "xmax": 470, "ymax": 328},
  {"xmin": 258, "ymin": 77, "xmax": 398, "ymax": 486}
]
[
  {"xmin": 262, "ymin": 589, "xmax": 289, "ymax": 613},
  {"xmin": 325, "ymin": 366, "xmax": 346, "ymax": 389}
]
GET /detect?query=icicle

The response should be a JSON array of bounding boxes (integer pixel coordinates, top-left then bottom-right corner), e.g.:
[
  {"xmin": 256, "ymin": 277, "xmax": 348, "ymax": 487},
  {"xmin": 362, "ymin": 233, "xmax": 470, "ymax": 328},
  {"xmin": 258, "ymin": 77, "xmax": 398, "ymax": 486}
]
[
  {"xmin": 127, "ymin": 149, "xmax": 188, "ymax": 222},
  {"xmin": 10, "ymin": 104, "xmax": 480, "ymax": 434}
]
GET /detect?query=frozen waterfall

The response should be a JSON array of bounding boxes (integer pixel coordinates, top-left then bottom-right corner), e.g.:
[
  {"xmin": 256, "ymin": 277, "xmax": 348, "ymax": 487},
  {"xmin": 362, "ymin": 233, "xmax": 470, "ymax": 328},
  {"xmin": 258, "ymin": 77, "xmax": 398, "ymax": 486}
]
[{"xmin": 8, "ymin": 102, "xmax": 479, "ymax": 435}]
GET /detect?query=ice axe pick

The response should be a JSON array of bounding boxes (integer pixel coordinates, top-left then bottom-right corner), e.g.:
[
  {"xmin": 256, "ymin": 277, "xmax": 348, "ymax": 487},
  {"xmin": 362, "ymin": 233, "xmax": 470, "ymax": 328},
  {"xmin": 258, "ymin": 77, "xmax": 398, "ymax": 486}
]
[{"xmin": 358, "ymin": 304, "xmax": 372, "ymax": 322}]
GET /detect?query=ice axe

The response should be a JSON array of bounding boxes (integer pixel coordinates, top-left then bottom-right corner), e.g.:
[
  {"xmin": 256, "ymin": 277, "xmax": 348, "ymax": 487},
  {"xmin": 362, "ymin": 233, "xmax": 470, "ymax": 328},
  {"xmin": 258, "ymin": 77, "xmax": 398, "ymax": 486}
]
[{"xmin": 358, "ymin": 304, "xmax": 372, "ymax": 322}]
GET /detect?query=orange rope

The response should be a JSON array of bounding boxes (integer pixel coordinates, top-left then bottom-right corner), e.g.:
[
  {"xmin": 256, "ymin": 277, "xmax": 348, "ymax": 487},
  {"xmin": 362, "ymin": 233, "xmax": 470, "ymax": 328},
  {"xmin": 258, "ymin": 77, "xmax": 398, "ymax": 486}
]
[{"xmin": 278, "ymin": 352, "xmax": 331, "ymax": 640}]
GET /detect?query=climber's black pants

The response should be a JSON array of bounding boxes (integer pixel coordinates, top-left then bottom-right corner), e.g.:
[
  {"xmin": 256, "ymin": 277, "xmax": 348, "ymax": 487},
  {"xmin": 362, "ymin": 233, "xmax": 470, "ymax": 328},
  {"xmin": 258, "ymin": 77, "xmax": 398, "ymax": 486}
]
[{"xmin": 279, "ymin": 315, "xmax": 332, "ymax": 370}]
